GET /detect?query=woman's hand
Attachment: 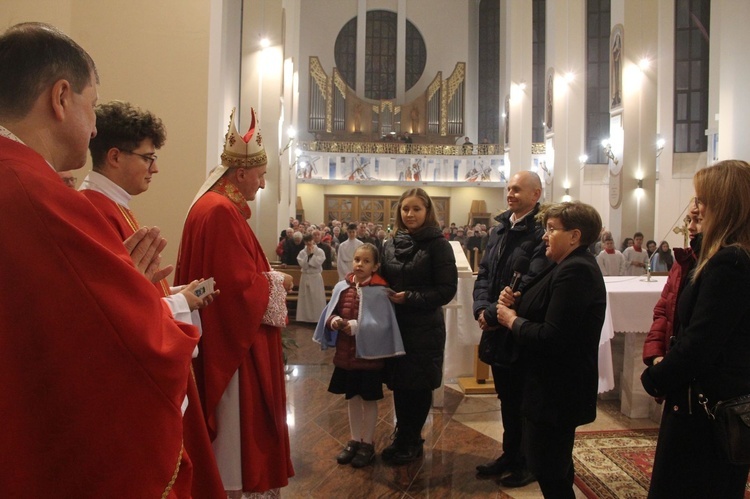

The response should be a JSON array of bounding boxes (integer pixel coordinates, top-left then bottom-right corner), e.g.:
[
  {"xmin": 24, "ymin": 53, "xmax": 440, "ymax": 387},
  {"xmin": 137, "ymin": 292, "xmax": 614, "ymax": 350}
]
[
  {"xmin": 388, "ymin": 291, "xmax": 406, "ymax": 304},
  {"xmin": 496, "ymin": 303, "xmax": 517, "ymax": 329},
  {"xmin": 499, "ymin": 286, "xmax": 520, "ymax": 308}
]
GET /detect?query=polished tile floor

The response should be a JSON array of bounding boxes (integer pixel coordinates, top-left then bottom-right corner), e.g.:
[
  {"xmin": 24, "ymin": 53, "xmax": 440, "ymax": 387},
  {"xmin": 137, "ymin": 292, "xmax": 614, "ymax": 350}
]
[{"xmin": 282, "ymin": 321, "xmax": 659, "ymax": 498}]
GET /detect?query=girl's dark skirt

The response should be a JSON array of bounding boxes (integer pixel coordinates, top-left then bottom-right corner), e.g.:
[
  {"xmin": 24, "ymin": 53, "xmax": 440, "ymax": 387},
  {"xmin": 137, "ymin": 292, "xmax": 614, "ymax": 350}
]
[{"xmin": 328, "ymin": 366, "xmax": 384, "ymax": 401}]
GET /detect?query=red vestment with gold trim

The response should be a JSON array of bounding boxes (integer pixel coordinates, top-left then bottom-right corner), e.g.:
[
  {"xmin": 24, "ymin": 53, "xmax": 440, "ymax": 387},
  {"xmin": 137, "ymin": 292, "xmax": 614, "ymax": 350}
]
[
  {"xmin": 0, "ymin": 136, "xmax": 198, "ymax": 497},
  {"xmin": 176, "ymin": 186, "xmax": 294, "ymax": 493}
]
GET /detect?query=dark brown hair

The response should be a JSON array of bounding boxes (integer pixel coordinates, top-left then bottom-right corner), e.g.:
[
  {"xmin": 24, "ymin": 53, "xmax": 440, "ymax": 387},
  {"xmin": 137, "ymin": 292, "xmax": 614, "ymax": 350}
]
[
  {"xmin": 0, "ymin": 22, "xmax": 98, "ymax": 121},
  {"xmin": 394, "ymin": 188, "xmax": 440, "ymax": 231}
]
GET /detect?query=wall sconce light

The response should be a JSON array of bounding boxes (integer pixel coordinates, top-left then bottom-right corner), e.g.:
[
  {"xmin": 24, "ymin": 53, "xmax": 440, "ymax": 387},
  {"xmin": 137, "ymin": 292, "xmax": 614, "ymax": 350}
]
[
  {"xmin": 602, "ymin": 139, "xmax": 619, "ymax": 166},
  {"xmin": 578, "ymin": 154, "xmax": 588, "ymax": 170},
  {"xmin": 280, "ymin": 126, "xmax": 297, "ymax": 156},
  {"xmin": 260, "ymin": 37, "xmax": 270, "ymax": 49},
  {"xmin": 637, "ymin": 178, "xmax": 643, "ymax": 189},
  {"xmin": 656, "ymin": 137, "xmax": 666, "ymax": 158},
  {"xmin": 562, "ymin": 188, "xmax": 572, "ymax": 203}
]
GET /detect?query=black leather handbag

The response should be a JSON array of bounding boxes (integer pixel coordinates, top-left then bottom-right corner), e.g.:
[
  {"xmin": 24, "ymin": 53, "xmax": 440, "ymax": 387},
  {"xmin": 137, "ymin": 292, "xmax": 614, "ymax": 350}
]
[{"xmin": 701, "ymin": 392, "xmax": 750, "ymax": 464}]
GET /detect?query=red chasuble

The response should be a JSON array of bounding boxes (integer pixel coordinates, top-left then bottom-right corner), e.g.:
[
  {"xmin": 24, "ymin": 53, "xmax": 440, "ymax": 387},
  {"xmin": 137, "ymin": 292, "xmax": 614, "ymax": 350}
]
[
  {"xmin": 175, "ymin": 186, "xmax": 294, "ymax": 493},
  {"xmin": 81, "ymin": 188, "xmax": 225, "ymax": 499},
  {"xmin": 0, "ymin": 137, "xmax": 199, "ymax": 497}
]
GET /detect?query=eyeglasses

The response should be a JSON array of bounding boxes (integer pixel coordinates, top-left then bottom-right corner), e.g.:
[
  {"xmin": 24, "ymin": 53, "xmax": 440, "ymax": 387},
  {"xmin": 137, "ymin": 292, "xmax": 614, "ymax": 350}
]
[
  {"xmin": 122, "ymin": 150, "xmax": 158, "ymax": 169},
  {"xmin": 544, "ymin": 225, "xmax": 568, "ymax": 234},
  {"xmin": 61, "ymin": 176, "xmax": 77, "ymax": 187}
]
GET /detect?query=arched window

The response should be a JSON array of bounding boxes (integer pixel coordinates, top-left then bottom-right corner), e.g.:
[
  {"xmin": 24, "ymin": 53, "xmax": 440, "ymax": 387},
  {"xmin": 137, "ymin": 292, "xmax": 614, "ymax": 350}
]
[
  {"xmin": 478, "ymin": 0, "xmax": 500, "ymax": 144},
  {"xmin": 334, "ymin": 10, "xmax": 427, "ymax": 100},
  {"xmin": 585, "ymin": 0, "xmax": 611, "ymax": 164},
  {"xmin": 532, "ymin": 0, "xmax": 546, "ymax": 143},
  {"xmin": 674, "ymin": 0, "xmax": 710, "ymax": 153}
]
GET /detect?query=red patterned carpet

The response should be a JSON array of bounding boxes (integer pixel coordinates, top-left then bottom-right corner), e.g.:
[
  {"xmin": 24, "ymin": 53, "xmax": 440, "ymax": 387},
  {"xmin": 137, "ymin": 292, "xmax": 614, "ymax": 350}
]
[{"xmin": 572, "ymin": 428, "xmax": 750, "ymax": 498}]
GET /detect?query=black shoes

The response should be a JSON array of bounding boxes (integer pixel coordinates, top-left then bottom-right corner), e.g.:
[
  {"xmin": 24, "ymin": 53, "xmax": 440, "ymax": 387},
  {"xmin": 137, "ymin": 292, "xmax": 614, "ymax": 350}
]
[
  {"xmin": 382, "ymin": 438, "xmax": 425, "ymax": 464},
  {"xmin": 381, "ymin": 440, "xmax": 400, "ymax": 462},
  {"xmin": 351, "ymin": 442, "xmax": 375, "ymax": 468},
  {"xmin": 500, "ymin": 468, "xmax": 536, "ymax": 488},
  {"xmin": 391, "ymin": 439, "xmax": 424, "ymax": 464},
  {"xmin": 336, "ymin": 440, "xmax": 360, "ymax": 464},
  {"xmin": 476, "ymin": 454, "xmax": 511, "ymax": 476}
]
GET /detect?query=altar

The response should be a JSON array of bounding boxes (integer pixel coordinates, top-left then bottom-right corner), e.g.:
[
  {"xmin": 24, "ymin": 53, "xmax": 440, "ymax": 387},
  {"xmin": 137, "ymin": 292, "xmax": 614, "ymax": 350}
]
[{"xmin": 601, "ymin": 275, "xmax": 668, "ymax": 418}]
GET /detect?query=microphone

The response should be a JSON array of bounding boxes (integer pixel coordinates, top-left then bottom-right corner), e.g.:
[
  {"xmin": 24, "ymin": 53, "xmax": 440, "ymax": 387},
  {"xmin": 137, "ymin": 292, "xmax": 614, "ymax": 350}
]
[{"xmin": 509, "ymin": 256, "xmax": 531, "ymax": 293}]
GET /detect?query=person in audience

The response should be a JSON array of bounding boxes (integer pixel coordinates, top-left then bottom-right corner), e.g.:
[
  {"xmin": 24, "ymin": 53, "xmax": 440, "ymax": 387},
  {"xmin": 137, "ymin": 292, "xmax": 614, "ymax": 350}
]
[
  {"xmin": 313, "ymin": 228, "xmax": 333, "ymax": 270},
  {"xmin": 0, "ymin": 22, "xmax": 199, "ymax": 497},
  {"xmin": 380, "ymin": 188, "xmax": 457, "ymax": 464},
  {"xmin": 313, "ymin": 243, "xmax": 404, "ymax": 468},
  {"xmin": 175, "ymin": 107, "xmax": 295, "ymax": 496},
  {"xmin": 58, "ymin": 170, "xmax": 77, "ymax": 188},
  {"xmin": 646, "ymin": 239, "xmax": 658, "ymax": 258},
  {"xmin": 496, "ymin": 201, "xmax": 606, "ymax": 499},
  {"xmin": 357, "ymin": 222, "xmax": 376, "ymax": 245},
  {"xmin": 465, "ymin": 228, "xmax": 483, "ymax": 270},
  {"xmin": 473, "ymin": 171, "xmax": 548, "ymax": 487},
  {"xmin": 643, "ymin": 203, "xmax": 702, "ymax": 369},
  {"xmin": 332, "ymin": 225, "xmax": 344, "ymax": 248},
  {"xmin": 454, "ymin": 227, "xmax": 466, "ymax": 247},
  {"xmin": 283, "ymin": 230, "xmax": 304, "ymax": 265},
  {"xmin": 622, "ymin": 232, "xmax": 649, "ymax": 275},
  {"xmin": 337, "ymin": 222, "xmax": 363, "ymax": 281},
  {"xmin": 375, "ymin": 229, "xmax": 387, "ymax": 250},
  {"xmin": 596, "ymin": 231, "xmax": 625, "ymax": 276},
  {"xmin": 641, "ymin": 160, "xmax": 750, "ymax": 498},
  {"xmin": 621, "ymin": 237, "xmax": 634, "ymax": 252},
  {"xmin": 276, "ymin": 228, "xmax": 292, "ymax": 260},
  {"xmin": 296, "ymin": 233, "xmax": 327, "ymax": 323},
  {"xmin": 80, "ymin": 100, "xmax": 224, "ymax": 498},
  {"xmin": 649, "ymin": 240, "xmax": 674, "ymax": 272}
]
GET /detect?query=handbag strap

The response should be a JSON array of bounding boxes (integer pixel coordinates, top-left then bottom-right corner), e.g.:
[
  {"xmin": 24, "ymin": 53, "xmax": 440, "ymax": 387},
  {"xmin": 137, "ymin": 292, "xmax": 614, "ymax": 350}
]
[{"xmin": 694, "ymin": 381, "xmax": 715, "ymax": 420}]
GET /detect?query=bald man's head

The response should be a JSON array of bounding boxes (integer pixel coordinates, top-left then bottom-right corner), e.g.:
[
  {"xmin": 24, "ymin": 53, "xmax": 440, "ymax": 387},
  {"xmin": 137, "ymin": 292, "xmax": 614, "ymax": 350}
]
[{"xmin": 506, "ymin": 171, "xmax": 542, "ymax": 215}]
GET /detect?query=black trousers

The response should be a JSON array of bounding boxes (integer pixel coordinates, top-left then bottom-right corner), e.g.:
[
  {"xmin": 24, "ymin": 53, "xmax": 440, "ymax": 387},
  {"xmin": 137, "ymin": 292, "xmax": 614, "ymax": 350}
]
[
  {"xmin": 522, "ymin": 418, "xmax": 576, "ymax": 499},
  {"xmin": 392, "ymin": 388, "xmax": 432, "ymax": 444},
  {"xmin": 491, "ymin": 364, "xmax": 525, "ymax": 469}
]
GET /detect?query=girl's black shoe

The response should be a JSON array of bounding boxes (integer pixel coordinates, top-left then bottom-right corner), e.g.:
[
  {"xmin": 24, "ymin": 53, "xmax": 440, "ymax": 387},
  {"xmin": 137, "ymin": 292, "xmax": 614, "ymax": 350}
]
[{"xmin": 336, "ymin": 440, "xmax": 360, "ymax": 464}]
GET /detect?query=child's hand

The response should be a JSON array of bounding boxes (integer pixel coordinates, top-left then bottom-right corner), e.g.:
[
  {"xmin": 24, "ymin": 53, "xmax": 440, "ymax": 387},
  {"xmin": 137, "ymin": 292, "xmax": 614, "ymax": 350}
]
[{"xmin": 340, "ymin": 321, "xmax": 353, "ymax": 335}]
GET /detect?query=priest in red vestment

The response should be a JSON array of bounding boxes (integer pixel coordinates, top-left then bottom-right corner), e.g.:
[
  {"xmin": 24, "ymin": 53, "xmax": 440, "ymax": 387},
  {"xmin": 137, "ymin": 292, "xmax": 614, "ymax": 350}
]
[
  {"xmin": 0, "ymin": 23, "xmax": 198, "ymax": 497},
  {"xmin": 80, "ymin": 101, "xmax": 225, "ymax": 499},
  {"xmin": 176, "ymin": 107, "xmax": 295, "ymax": 496}
]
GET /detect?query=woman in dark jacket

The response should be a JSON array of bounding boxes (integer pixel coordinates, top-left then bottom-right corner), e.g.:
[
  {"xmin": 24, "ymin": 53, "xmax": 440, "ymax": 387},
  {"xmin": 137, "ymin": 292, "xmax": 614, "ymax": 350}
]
[
  {"xmin": 380, "ymin": 188, "xmax": 458, "ymax": 464},
  {"xmin": 641, "ymin": 160, "xmax": 750, "ymax": 498},
  {"xmin": 496, "ymin": 201, "xmax": 606, "ymax": 498}
]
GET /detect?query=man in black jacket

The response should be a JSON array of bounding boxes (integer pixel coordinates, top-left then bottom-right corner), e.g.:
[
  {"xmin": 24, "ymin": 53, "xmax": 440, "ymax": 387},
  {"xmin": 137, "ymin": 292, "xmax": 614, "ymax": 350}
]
[{"xmin": 472, "ymin": 171, "xmax": 548, "ymax": 487}]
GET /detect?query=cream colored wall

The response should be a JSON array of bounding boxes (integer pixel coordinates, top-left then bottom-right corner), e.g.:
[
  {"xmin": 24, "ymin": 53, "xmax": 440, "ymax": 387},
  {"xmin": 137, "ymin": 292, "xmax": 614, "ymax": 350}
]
[
  {"xmin": 297, "ymin": 183, "xmax": 506, "ymax": 228},
  {"xmin": 2, "ymin": 0, "xmax": 214, "ymax": 270}
]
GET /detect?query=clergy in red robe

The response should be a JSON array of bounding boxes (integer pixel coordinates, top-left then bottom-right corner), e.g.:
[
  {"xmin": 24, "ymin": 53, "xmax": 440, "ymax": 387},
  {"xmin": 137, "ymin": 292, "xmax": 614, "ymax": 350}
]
[
  {"xmin": 176, "ymin": 108, "xmax": 295, "ymax": 496},
  {"xmin": 80, "ymin": 101, "xmax": 225, "ymax": 499},
  {"xmin": 0, "ymin": 23, "xmax": 198, "ymax": 497}
]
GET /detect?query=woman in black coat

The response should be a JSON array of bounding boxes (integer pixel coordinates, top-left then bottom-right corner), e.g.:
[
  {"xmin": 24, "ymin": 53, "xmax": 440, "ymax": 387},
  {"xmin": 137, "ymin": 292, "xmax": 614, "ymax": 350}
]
[
  {"xmin": 380, "ymin": 188, "xmax": 457, "ymax": 464},
  {"xmin": 641, "ymin": 160, "xmax": 750, "ymax": 498},
  {"xmin": 496, "ymin": 201, "xmax": 606, "ymax": 498}
]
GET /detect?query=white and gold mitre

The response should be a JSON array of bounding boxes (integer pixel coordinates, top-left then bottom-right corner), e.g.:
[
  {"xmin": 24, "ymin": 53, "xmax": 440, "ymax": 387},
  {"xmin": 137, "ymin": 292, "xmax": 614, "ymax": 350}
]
[{"xmin": 220, "ymin": 107, "xmax": 268, "ymax": 169}]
